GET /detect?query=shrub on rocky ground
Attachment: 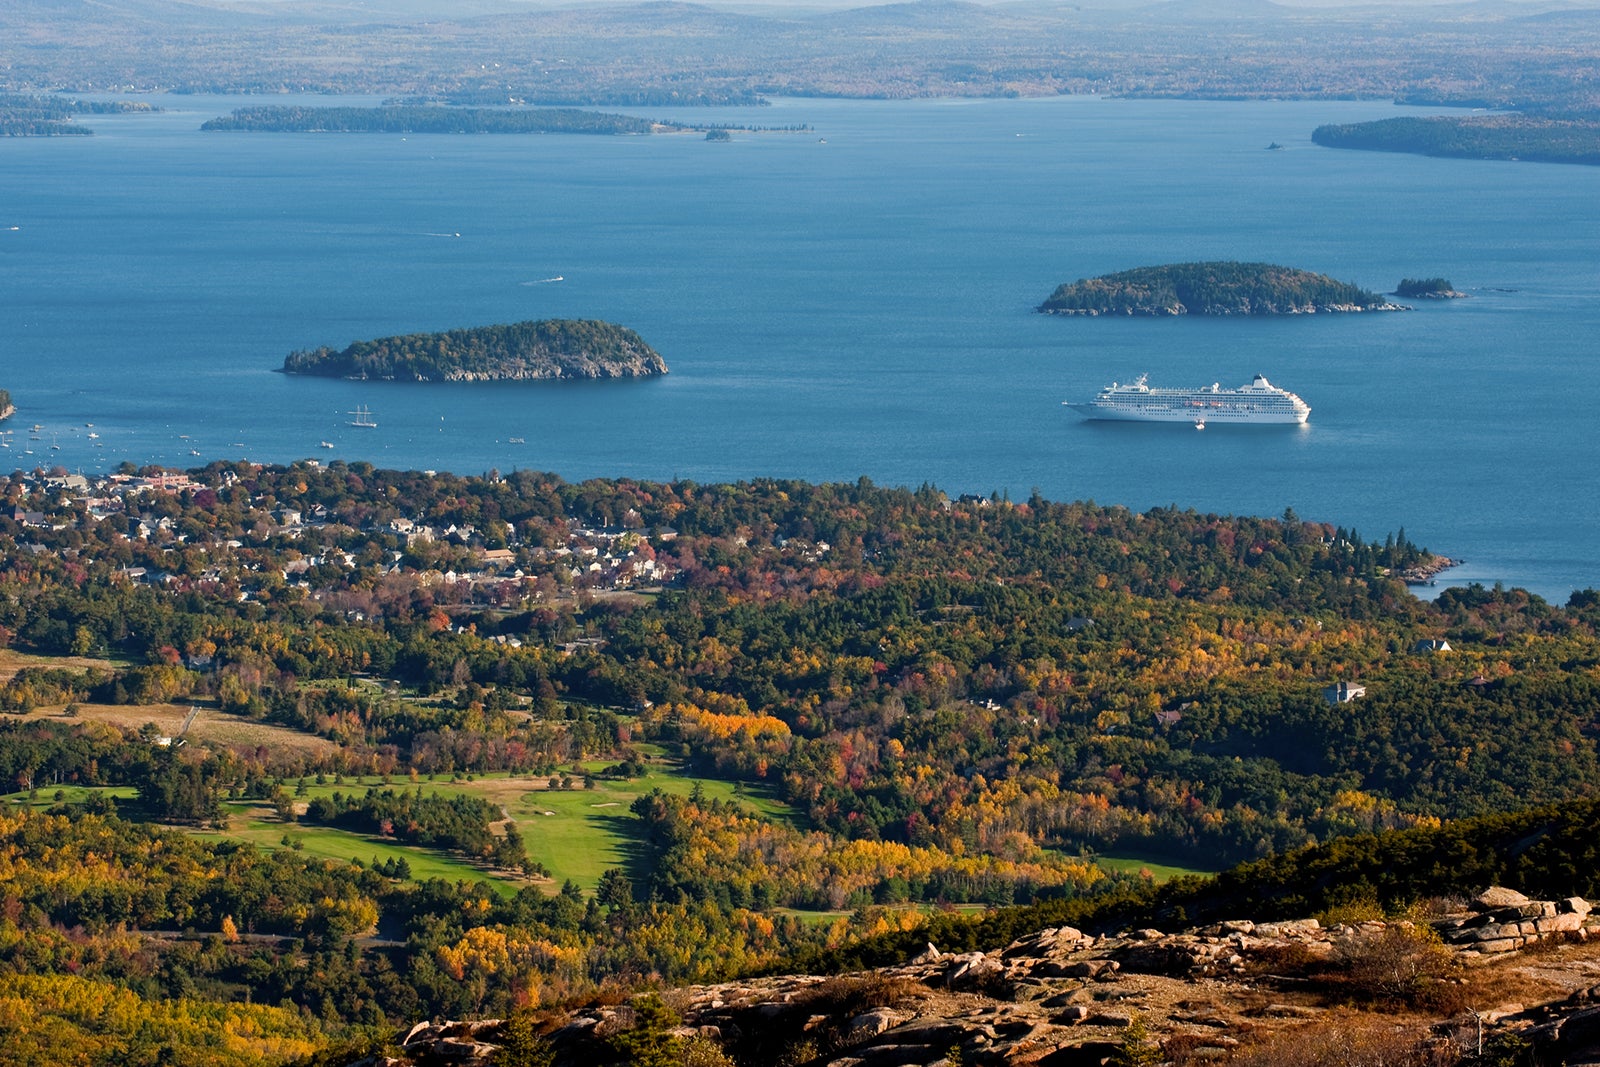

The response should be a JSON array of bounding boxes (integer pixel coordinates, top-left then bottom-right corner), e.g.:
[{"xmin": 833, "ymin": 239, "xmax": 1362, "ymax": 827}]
[
  {"xmin": 1331, "ymin": 923, "xmax": 1463, "ymax": 1008},
  {"xmin": 793, "ymin": 974, "xmax": 929, "ymax": 1016}
]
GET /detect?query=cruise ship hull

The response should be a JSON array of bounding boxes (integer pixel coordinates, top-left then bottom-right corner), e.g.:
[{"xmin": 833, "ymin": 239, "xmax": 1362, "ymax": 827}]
[
  {"xmin": 1066, "ymin": 403, "xmax": 1308, "ymax": 425},
  {"xmin": 1065, "ymin": 374, "xmax": 1311, "ymax": 426}
]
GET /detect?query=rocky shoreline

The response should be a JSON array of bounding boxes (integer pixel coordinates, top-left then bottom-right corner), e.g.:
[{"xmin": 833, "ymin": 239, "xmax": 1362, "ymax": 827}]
[
  {"xmin": 373, "ymin": 354, "xmax": 667, "ymax": 382},
  {"xmin": 1395, "ymin": 554, "xmax": 1461, "ymax": 586},
  {"xmin": 1041, "ymin": 300, "xmax": 1409, "ymax": 316}
]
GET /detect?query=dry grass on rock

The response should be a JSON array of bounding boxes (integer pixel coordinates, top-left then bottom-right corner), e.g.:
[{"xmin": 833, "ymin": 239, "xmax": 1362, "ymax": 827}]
[{"xmin": 1216, "ymin": 1012, "xmax": 1456, "ymax": 1067}]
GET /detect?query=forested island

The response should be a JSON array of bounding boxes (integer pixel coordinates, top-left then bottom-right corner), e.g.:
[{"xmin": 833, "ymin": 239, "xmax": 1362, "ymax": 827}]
[
  {"xmin": 0, "ymin": 93, "xmax": 154, "ymax": 136},
  {"xmin": 1039, "ymin": 261, "xmax": 1402, "ymax": 316},
  {"xmin": 281, "ymin": 319, "xmax": 669, "ymax": 381},
  {"xmin": 203, "ymin": 105, "xmax": 812, "ymax": 137},
  {"xmin": 0, "ymin": 388, "xmax": 12, "ymax": 420},
  {"xmin": 202, "ymin": 106, "xmax": 662, "ymax": 135},
  {"xmin": 1312, "ymin": 115, "xmax": 1600, "ymax": 166}
]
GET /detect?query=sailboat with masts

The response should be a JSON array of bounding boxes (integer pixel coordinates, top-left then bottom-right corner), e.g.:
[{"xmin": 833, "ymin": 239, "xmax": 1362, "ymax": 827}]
[{"xmin": 348, "ymin": 405, "xmax": 377, "ymax": 428}]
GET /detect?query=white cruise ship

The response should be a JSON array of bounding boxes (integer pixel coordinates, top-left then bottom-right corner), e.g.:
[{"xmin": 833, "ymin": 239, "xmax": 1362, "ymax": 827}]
[{"xmin": 1065, "ymin": 374, "xmax": 1310, "ymax": 427}]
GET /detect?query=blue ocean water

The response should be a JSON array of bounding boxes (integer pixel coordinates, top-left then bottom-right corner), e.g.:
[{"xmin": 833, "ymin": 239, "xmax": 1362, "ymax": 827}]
[{"xmin": 1, "ymin": 96, "xmax": 1597, "ymax": 601}]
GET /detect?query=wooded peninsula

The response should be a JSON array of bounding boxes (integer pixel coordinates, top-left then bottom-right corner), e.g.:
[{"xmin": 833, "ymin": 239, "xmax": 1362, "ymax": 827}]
[
  {"xmin": 1312, "ymin": 115, "xmax": 1600, "ymax": 167},
  {"xmin": 281, "ymin": 319, "xmax": 669, "ymax": 381},
  {"xmin": 0, "ymin": 93, "xmax": 154, "ymax": 136},
  {"xmin": 1038, "ymin": 262, "xmax": 1401, "ymax": 317}
]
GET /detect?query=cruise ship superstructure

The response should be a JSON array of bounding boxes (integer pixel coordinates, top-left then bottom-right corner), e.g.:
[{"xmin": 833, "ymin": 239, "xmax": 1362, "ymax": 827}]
[{"xmin": 1066, "ymin": 374, "xmax": 1310, "ymax": 426}]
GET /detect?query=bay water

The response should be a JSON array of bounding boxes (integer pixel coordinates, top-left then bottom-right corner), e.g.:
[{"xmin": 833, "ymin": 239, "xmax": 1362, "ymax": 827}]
[{"xmin": 2, "ymin": 96, "xmax": 1597, "ymax": 600}]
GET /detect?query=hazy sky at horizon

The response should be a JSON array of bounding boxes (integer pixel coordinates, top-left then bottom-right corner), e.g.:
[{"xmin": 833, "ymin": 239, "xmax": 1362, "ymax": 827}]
[{"xmin": 207, "ymin": 0, "xmax": 1581, "ymax": 7}]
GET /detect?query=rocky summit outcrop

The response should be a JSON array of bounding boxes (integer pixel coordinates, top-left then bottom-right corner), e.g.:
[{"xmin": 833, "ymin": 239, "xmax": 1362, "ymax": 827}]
[
  {"xmin": 357, "ymin": 888, "xmax": 1600, "ymax": 1067},
  {"xmin": 1432, "ymin": 887, "xmax": 1593, "ymax": 954}
]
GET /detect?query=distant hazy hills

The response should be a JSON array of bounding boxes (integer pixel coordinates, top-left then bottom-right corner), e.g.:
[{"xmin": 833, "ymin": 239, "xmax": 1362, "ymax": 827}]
[
  {"xmin": 5, "ymin": 0, "xmax": 1598, "ymax": 109},
  {"xmin": 9, "ymin": 0, "xmax": 1597, "ymax": 31}
]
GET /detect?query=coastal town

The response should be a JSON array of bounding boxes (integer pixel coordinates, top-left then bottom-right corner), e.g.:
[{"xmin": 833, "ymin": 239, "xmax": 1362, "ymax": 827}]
[{"xmin": 4, "ymin": 460, "xmax": 719, "ymax": 620}]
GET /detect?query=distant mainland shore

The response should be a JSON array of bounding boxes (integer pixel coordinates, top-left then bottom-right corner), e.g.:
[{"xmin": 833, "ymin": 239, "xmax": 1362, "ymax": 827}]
[
  {"xmin": 280, "ymin": 320, "xmax": 669, "ymax": 382},
  {"xmin": 1038, "ymin": 261, "xmax": 1406, "ymax": 317}
]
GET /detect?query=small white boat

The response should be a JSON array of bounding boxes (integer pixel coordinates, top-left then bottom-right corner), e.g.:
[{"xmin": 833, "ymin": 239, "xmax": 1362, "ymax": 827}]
[{"xmin": 320, "ymin": 441, "xmax": 334, "ymax": 449}]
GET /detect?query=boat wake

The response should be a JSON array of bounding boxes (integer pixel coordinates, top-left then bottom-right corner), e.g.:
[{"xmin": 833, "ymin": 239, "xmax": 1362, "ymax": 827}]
[{"xmin": 521, "ymin": 276, "xmax": 565, "ymax": 285}]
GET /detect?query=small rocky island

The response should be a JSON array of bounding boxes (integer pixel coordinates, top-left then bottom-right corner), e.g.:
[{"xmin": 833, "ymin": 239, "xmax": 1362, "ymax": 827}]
[
  {"xmin": 0, "ymin": 387, "xmax": 12, "ymax": 422},
  {"xmin": 1395, "ymin": 277, "xmax": 1466, "ymax": 299},
  {"xmin": 1038, "ymin": 261, "xmax": 1406, "ymax": 316},
  {"xmin": 281, "ymin": 320, "xmax": 668, "ymax": 382}
]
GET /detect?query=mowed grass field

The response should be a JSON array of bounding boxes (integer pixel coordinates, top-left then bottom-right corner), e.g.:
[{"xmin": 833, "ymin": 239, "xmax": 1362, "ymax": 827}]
[
  {"xmin": 0, "ymin": 648, "xmax": 130, "ymax": 682},
  {"xmin": 16, "ymin": 701, "xmax": 341, "ymax": 758},
  {"xmin": 200, "ymin": 803, "xmax": 520, "ymax": 893},
  {"xmin": 3, "ymin": 651, "xmax": 796, "ymax": 895},
  {"xmin": 212, "ymin": 762, "xmax": 794, "ymax": 893},
  {"xmin": 2, "ymin": 653, "xmax": 339, "ymax": 761},
  {"xmin": 1095, "ymin": 852, "xmax": 1215, "ymax": 883},
  {"xmin": 4, "ymin": 762, "xmax": 796, "ymax": 898},
  {"xmin": 502, "ymin": 765, "xmax": 793, "ymax": 892}
]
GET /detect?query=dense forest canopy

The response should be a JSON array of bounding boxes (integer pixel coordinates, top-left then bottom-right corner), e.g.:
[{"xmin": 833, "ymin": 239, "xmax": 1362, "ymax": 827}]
[
  {"xmin": 803, "ymin": 795, "xmax": 1600, "ymax": 973},
  {"xmin": 281, "ymin": 320, "xmax": 668, "ymax": 381},
  {"xmin": 2, "ymin": 462, "xmax": 1599, "ymax": 1061},
  {"xmin": 1038, "ymin": 262, "xmax": 1397, "ymax": 316},
  {"xmin": 4, "ymin": 463, "xmax": 1596, "ymax": 874}
]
